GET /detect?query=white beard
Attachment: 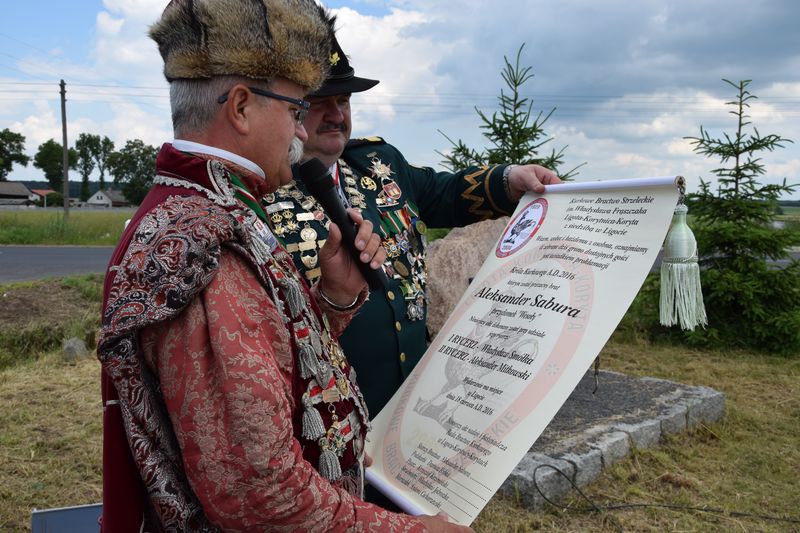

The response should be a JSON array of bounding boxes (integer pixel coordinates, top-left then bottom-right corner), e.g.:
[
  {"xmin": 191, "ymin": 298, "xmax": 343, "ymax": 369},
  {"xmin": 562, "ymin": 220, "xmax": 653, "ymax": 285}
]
[{"xmin": 288, "ymin": 137, "xmax": 304, "ymax": 165}]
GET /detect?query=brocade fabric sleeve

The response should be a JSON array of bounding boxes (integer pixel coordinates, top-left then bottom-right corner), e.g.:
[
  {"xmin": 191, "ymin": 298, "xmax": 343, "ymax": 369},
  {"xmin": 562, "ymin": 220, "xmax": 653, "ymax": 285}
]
[{"xmin": 140, "ymin": 250, "xmax": 424, "ymax": 532}]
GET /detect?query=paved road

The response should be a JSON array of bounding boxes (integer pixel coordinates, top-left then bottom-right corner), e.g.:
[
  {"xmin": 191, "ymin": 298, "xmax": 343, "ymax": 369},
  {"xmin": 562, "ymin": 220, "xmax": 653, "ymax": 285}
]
[
  {"xmin": 0, "ymin": 245, "xmax": 797, "ymax": 284},
  {"xmin": 0, "ymin": 245, "xmax": 115, "ymax": 283}
]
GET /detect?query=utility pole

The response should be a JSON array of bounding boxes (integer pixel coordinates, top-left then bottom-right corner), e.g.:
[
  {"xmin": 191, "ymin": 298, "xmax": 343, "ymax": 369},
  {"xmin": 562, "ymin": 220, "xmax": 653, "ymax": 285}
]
[{"xmin": 60, "ymin": 79, "xmax": 70, "ymax": 218}]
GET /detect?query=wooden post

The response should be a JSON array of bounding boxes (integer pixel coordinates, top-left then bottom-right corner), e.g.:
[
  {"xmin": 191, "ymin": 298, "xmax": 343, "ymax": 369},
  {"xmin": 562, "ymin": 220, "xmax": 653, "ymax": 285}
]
[{"xmin": 60, "ymin": 79, "xmax": 70, "ymax": 218}]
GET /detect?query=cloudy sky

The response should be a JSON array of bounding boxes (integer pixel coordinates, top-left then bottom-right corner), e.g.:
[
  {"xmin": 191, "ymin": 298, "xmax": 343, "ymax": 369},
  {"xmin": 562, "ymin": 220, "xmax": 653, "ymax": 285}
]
[{"xmin": 1, "ymin": 0, "xmax": 798, "ymax": 198}]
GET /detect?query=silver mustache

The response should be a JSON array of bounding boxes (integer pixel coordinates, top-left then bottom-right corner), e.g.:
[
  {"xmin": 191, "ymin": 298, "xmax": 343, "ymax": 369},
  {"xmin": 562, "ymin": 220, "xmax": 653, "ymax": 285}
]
[{"xmin": 288, "ymin": 137, "xmax": 304, "ymax": 164}]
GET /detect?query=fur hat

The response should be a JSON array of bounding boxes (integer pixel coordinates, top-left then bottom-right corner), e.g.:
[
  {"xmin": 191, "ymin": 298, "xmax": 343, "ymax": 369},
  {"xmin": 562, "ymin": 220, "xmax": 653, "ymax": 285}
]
[{"xmin": 149, "ymin": 0, "xmax": 334, "ymax": 91}]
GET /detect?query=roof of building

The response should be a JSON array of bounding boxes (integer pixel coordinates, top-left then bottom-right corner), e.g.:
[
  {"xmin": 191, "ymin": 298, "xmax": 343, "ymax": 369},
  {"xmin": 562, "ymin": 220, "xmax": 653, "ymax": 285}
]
[
  {"xmin": 105, "ymin": 189, "xmax": 128, "ymax": 203},
  {"xmin": 30, "ymin": 188, "xmax": 56, "ymax": 197},
  {"xmin": 0, "ymin": 181, "xmax": 32, "ymax": 197}
]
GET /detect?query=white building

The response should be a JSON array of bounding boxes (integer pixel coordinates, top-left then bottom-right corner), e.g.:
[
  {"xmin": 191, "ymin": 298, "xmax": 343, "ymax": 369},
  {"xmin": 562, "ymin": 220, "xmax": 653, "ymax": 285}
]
[{"xmin": 87, "ymin": 189, "xmax": 130, "ymax": 208}]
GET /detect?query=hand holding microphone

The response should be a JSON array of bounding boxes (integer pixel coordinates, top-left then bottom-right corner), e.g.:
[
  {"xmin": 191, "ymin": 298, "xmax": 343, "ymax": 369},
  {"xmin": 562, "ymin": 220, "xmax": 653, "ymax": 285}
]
[{"xmin": 298, "ymin": 158, "xmax": 389, "ymax": 292}]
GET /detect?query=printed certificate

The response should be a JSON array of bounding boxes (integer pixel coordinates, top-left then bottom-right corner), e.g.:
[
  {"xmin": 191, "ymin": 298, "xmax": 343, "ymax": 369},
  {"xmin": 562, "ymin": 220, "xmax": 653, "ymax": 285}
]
[{"xmin": 365, "ymin": 176, "xmax": 682, "ymax": 524}]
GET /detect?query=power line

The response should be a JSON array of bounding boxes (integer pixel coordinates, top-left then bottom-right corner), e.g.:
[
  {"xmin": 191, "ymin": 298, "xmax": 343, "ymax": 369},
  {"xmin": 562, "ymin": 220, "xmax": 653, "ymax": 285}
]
[
  {"xmin": 69, "ymin": 82, "xmax": 167, "ymax": 90},
  {"xmin": 0, "ymin": 80, "xmax": 56, "ymax": 86},
  {"xmin": 2, "ymin": 80, "xmax": 797, "ymax": 105},
  {"xmin": 0, "ymin": 31, "xmax": 54, "ymax": 56},
  {"xmin": 2, "ymin": 92, "xmax": 795, "ymax": 110}
]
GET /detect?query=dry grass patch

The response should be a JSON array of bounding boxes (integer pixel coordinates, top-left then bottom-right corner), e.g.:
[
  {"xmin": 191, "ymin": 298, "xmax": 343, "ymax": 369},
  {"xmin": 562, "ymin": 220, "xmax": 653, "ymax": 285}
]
[
  {"xmin": 0, "ymin": 355, "xmax": 102, "ymax": 531},
  {"xmin": 473, "ymin": 341, "xmax": 800, "ymax": 532}
]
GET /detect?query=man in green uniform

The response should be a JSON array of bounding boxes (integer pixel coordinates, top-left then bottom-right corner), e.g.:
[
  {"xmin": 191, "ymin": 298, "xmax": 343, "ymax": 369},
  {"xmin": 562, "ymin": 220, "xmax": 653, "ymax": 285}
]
[{"xmin": 262, "ymin": 34, "xmax": 561, "ymax": 417}]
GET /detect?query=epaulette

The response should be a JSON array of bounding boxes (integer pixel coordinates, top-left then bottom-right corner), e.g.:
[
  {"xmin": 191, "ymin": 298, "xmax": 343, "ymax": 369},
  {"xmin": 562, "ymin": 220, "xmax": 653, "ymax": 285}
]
[{"xmin": 346, "ymin": 136, "xmax": 385, "ymax": 149}]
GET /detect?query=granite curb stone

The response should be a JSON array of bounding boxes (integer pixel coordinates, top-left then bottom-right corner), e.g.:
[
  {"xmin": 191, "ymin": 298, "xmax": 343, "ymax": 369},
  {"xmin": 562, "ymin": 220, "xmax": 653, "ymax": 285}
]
[{"xmin": 499, "ymin": 370, "xmax": 726, "ymax": 510}]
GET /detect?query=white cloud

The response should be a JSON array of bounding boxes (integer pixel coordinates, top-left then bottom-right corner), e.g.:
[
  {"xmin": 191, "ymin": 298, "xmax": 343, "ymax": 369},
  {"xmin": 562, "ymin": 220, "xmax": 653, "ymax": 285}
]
[
  {"xmin": 769, "ymin": 159, "xmax": 800, "ymax": 183},
  {"xmin": 666, "ymin": 137, "xmax": 695, "ymax": 157},
  {"xmin": 96, "ymin": 11, "xmax": 124, "ymax": 35},
  {"xmin": 101, "ymin": 0, "xmax": 166, "ymax": 22},
  {"xmin": 333, "ymin": 6, "xmax": 458, "ymax": 133},
  {"xmin": 104, "ymin": 102, "xmax": 171, "ymax": 148},
  {"xmin": 10, "ymin": 101, "xmax": 61, "ymax": 150},
  {"xmin": 87, "ymin": 3, "xmax": 165, "ymax": 85}
]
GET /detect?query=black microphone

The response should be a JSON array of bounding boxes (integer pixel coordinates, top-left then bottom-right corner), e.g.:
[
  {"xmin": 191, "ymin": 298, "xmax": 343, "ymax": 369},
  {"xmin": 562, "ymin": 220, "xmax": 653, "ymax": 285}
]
[{"xmin": 297, "ymin": 158, "xmax": 389, "ymax": 291}]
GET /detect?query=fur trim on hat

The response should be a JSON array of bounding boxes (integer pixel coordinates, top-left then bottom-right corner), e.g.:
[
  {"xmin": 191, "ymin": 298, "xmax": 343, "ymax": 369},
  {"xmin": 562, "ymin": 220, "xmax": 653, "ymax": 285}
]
[{"xmin": 150, "ymin": 0, "xmax": 334, "ymax": 91}]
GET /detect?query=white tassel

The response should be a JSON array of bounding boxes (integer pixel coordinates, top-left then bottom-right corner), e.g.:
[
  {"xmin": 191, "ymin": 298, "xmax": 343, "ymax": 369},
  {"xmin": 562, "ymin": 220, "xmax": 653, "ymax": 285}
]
[
  {"xmin": 298, "ymin": 344, "xmax": 317, "ymax": 379},
  {"xmin": 660, "ymin": 204, "xmax": 707, "ymax": 331},
  {"xmin": 301, "ymin": 405, "xmax": 326, "ymax": 440},
  {"xmin": 319, "ymin": 448, "xmax": 342, "ymax": 481},
  {"xmin": 283, "ymin": 279, "xmax": 305, "ymax": 319}
]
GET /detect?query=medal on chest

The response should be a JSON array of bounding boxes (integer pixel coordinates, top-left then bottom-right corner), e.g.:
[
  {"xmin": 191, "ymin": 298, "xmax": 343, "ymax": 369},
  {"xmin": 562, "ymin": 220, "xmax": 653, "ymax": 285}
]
[
  {"xmin": 368, "ymin": 156, "xmax": 401, "ymax": 207},
  {"xmin": 300, "ymin": 223, "xmax": 318, "ymax": 242},
  {"xmin": 250, "ymin": 217, "xmax": 280, "ymax": 252}
]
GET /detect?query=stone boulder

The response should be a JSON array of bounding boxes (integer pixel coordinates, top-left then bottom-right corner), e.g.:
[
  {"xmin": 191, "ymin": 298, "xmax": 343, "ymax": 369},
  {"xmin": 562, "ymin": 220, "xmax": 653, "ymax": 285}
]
[
  {"xmin": 62, "ymin": 337, "xmax": 89, "ymax": 363},
  {"xmin": 425, "ymin": 217, "xmax": 509, "ymax": 338}
]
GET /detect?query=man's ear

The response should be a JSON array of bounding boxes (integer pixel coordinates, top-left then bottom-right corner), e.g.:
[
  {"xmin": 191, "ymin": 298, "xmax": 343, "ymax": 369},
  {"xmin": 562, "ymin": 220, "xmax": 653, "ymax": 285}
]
[{"xmin": 224, "ymin": 84, "xmax": 254, "ymax": 136}]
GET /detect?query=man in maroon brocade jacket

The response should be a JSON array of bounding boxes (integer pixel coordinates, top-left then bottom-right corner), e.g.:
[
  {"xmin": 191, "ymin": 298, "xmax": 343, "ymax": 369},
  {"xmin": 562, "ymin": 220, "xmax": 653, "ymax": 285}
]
[{"xmin": 96, "ymin": 1, "xmax": 473, "ymax": 532}]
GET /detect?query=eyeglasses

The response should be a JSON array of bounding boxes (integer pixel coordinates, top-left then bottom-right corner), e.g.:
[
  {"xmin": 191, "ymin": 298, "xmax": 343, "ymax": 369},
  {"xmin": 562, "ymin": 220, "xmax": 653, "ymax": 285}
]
[{"xmin": 217, "ymin": 86, "xmax": 310, "ymax": 124}]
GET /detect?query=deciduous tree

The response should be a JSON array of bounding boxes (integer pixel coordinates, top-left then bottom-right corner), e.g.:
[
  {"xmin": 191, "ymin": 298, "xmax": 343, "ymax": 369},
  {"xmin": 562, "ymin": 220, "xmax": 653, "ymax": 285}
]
[
  {"xmin": 75, "ymin": 133, "xmax": 97, "ymax": 201},
  {"xmin": 94, "ymin": 135, "xmax": 115, "ymax": 190},
  {"xmin": 33, "ymin": 139, "xmax": 77, "ymax": 191},
  {"xmin": 108, "ymin": 139, "xmax": 157, "ymax": 205},
  {"xmin": 0, "ymin": 128, "xmax": 30, "ymax": 181}
]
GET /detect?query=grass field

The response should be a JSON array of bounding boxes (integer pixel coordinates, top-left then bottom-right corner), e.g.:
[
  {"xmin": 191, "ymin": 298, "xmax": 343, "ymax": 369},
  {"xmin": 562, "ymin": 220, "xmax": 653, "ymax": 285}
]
[
  {"xmin": 0, "ymin": 210, "xmax": 133, "ymax": 245},
  {"xmin": 1, "ymin": 277, "xmax": 799, "ymax": 532},
  {"xmin": 0, "ymin": 206, "xmax": 795, "ymax": 247}
]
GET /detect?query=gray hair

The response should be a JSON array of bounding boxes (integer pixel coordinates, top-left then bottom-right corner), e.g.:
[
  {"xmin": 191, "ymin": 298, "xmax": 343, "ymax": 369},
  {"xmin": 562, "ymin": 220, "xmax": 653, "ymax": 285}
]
[
  {"xmin": 169, "ymin": 76, "xmax": 273, "ymax": 138},
  {"xmin": 288, "ymin": 137, "xmax": 304, "ymax": 165}
]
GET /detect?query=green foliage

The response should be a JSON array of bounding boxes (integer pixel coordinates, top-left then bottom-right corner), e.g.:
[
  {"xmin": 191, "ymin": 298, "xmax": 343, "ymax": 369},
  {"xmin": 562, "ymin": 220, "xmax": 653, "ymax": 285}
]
[
  {"xmin": 108, "ymin": 139, "xmax": 157, "ymax": 205},
  {"xmin": 77, "ymin": 133, "xmax": 115, "ymax": 190},
  {"xmin": 33, "ymin": 139, "xmax": 77, "ymax": 191},
  {"xmin": 437, "ymin": 44, "xmax": 582, "ymax": 179},
  {"xmin": 43, "ymin": 191, "xmax": 62, "ymax": 208},
  {"xmin": 60, "ymin": 273, "xmax": 105, "ymax": 302},
  {"xmin": 614, "ymin": 274, "xmax": 681, "ymax": 346},
  {"xmin": 0, "ymin": 128, "xmax": 30, "ymax": 181},
  {"xmin": 97, "ymin": 135, "xmax": 115, "ymax": 190},
  {"xmin": 682, "ymin": 79, "xmax": 800, "ymax": 355},
  {"xmin": 75, "ymin": 133, "xmax": 97, "ymax": 201}
]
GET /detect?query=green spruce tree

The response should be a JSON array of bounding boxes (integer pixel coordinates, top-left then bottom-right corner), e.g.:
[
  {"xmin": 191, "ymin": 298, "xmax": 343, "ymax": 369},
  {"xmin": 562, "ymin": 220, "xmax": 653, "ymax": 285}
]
[
  {"xmin": 438, "ymin": 44, "xmax": 582, "ymax": 178},
  {"xmin": 684, "ymin": 79, "xmax": 800, "ymax": 354}
]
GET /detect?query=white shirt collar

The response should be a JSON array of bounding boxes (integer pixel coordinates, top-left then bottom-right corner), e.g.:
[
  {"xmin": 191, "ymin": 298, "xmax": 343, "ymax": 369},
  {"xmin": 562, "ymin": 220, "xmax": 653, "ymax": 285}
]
[{"xmin": 171, "ymin": 139, "xmax": 265, "ymax": 179}]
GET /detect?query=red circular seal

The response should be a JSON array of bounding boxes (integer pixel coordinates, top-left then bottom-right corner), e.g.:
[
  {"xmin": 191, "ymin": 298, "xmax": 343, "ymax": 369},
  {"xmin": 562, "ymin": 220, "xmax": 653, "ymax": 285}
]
[{"xmin": 496, "ymin": 198, "xmax": 548, "ymax": 258}]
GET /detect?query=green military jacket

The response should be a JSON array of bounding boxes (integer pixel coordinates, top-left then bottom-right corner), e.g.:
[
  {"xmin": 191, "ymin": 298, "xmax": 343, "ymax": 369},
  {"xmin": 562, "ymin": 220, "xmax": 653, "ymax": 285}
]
[{"xmin": 263, "ymin": 137, "xmax": 516, "ymax": 415}]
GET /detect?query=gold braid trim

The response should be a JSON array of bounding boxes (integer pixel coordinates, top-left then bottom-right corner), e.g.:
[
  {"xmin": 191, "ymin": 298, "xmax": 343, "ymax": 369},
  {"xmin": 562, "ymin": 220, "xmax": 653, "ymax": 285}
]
[
  {"xmin": 462, "ymin": 166, "xmax": 497, "ymax": 220},
  {"xmin": 483, "ymin": 165, "xmax": 510, "ymax": 215}
]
